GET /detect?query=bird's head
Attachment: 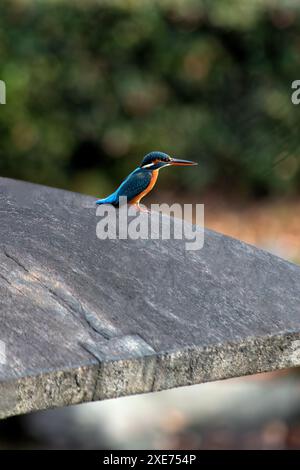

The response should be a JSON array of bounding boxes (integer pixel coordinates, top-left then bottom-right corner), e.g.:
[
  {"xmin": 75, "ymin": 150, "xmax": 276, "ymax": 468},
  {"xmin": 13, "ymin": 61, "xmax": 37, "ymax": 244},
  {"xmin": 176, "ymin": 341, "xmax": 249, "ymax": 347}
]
[{"xmin": 140, "ymin": 151, "xmax": 197, "ymax": 170}]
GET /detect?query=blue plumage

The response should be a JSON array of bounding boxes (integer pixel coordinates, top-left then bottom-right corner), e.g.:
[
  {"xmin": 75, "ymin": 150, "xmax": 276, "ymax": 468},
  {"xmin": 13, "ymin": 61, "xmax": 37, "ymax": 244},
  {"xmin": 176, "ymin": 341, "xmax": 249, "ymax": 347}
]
[{"xmin": 96, "ymin": 168, "xmax": 151, "ymax": 207}]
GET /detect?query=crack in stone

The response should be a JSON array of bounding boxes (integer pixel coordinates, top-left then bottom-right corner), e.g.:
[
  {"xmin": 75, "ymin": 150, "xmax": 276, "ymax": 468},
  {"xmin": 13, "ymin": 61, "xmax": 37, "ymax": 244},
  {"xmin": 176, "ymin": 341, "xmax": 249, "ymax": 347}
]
[
  {"xmin": 2, "ymin": 248, "xmax": 113, "ymax": 345},
  {"xmin": 78, "ymin": 341, "xmax": 102, "ymax": 401},
  {"xmin": 0, "ymin": 271, "xmax": 33, "ymax": 303},
  {"xmin": 148, "ymin": 355, "xmax": 158, "ymax": 392},
  {"xmin": 0, "ymin": 271, "xmax": 11, "ymax": 286},
  {"xmin": 0, "ymin": 250, "xmax": 104, "ymax": 407},
  {"xmin": 0, "ymin": 270, "xmax": 69, "ymax": 331},
  {"xmin": 3, "ymin": 248, "xmax": 81, "ymax": 322},
  {"xmin": 3, "ymin": 249, "xmax": 30, "ymax": 273},
  {"xmin": 79, "ymin": 341, "xmax": 103, "ymax": 363},
  {"xmin": 92, "ymin": 366, "xmax": 103, "ymax": 402},
  {"xmin": 1, "ymin": 247, "xmax": 158, "ymax": 401}
]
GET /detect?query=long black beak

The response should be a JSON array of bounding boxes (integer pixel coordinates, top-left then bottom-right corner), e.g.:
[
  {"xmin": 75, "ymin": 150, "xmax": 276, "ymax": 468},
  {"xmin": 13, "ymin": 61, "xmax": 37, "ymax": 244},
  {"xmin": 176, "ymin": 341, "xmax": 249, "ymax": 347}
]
[{"xmin": 170, "ymin": 158, "xmax": 198, "ymax": 166}]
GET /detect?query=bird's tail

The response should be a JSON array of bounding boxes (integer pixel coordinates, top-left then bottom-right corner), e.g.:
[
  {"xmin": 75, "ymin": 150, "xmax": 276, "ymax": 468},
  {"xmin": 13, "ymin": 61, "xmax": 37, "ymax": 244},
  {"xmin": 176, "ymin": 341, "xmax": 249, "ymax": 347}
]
[{"xmin": 95, "ymin": 193, "xmax": 117, "ymax": 206}]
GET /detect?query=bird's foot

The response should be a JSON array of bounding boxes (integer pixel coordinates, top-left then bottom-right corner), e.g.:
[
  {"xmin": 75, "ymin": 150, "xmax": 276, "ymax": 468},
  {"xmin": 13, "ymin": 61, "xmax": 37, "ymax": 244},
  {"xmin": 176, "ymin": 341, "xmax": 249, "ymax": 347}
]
[
  {"xmin": 134, "ymin": 203, "xmax": 149, "ymax": 213},
  {"xmin": 139, "ymin": 206, "xmax": 149, "ymax": 213}
]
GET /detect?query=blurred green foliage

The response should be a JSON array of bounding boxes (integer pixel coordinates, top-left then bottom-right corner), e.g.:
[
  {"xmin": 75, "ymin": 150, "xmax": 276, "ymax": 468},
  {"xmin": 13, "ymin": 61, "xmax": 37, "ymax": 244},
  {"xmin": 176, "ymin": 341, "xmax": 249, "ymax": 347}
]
[{"xmin": 0, "ymin": 0, "xmax": 300, "ymax": 198}]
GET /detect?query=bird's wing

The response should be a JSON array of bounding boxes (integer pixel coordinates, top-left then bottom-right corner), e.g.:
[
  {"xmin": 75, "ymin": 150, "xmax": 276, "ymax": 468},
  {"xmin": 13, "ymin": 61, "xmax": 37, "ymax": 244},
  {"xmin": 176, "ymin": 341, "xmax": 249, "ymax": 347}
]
[{"xmin": 116, "ymin": 168, "xmax": 152, "ymax": 202}]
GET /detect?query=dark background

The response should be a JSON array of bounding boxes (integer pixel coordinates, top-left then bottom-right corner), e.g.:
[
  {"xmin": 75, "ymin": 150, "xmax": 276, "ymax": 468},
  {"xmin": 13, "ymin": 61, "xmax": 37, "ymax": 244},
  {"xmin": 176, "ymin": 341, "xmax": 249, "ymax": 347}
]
[{"xmin": 1, "ymin": 0, "xmax": 299, "ymax": 199}]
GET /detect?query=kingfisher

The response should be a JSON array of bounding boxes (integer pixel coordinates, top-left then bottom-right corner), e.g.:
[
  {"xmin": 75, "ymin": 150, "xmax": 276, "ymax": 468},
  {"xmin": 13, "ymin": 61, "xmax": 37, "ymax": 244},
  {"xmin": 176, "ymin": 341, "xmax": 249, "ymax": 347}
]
[{"xmin": 96, "ymin": 151, "xmax": 197, "ymax": 207}]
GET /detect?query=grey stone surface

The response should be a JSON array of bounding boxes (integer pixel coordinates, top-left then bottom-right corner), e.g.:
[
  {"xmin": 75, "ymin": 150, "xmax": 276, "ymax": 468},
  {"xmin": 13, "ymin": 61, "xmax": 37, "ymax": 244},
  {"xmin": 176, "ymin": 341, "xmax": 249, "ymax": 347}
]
[{"xmin": 0, "ymin": 177, "xmax": 299, "ymax": 419}]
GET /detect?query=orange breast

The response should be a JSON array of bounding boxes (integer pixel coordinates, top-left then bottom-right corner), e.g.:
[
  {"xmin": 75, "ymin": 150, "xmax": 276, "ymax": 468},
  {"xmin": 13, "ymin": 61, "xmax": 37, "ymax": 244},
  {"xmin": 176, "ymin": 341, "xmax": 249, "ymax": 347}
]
[{"xmin": 130, "ymin": 170, "xmax": 159, "ymax": 205}]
